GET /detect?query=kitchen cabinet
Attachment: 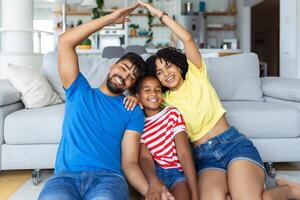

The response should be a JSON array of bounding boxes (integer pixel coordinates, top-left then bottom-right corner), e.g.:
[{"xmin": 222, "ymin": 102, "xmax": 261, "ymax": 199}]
[
  {"xmin": 205, "ymin": 10, "xmax": 238, "ymax": 48},
  {"xmin": 126, "ymin": 0, "xmax": 178, "ymax": 48},
  {"xmin": 52, "ymin": 8, "xmax": 126, "ymax": 51}
]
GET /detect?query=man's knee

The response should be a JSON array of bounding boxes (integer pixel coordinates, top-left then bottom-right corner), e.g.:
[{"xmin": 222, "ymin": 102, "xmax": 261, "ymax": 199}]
[{"xmin": 38, "ymin": 191, "xmax": 76, "ymax": 200}]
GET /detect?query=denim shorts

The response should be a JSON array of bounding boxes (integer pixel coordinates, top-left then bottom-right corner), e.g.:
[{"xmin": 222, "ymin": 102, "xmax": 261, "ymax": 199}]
[
  {"xmin": 155, "ymin": 164, "xmax": 186, "ymax": 189},
  {"xmin": 192, "ymin": 127, "xmax": 265, "ymax": 175}
]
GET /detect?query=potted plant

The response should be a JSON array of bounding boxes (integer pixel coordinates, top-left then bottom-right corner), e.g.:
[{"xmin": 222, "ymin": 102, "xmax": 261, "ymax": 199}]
[
  {"xmin": 92, "ymin": 0, "xmax": 104, "ymax": 19},
  {"xmin": 77, "ymin": 0, "xmax": 104, "ymax": 50},
  {"xmin": 146, "ymin": 0, "xmax": 153, "ymax": 46},
  {"xmin": 79, "ymin": 38, "xmax": 92, "ymax": 49},
  {"xmin": 77, "ymin": 20, "xmax": 92, "ymax": 49},
  {"xmin": 129, "ymin": 24, "xmax": 139, "ymax": 37}
]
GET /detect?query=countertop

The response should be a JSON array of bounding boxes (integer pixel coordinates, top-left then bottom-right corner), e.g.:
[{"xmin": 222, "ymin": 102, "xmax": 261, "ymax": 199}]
[{"xmin": 77, "ymin": 48, "xmax": 242, "ymax": 58}]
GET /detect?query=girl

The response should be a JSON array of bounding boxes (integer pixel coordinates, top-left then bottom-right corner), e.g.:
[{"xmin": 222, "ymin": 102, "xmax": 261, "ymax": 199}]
[
  {"xmin": 128, "ymin": 1, "xmax": 300, "ymax": 199},
  {"xmin": 136, "ymin": 75, "xmax": 198, "ymax": 200}
]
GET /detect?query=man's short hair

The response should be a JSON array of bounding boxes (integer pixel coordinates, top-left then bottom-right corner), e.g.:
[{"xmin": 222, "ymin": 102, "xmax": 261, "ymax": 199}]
[{"xmin": 116, "ymin": 52, "xmax": 146, "ymax": 79}]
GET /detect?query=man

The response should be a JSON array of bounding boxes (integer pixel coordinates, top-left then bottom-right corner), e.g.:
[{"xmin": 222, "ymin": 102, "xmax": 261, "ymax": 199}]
[{"xmin": 38, "ymin": 4, "xmax": 152, "ymax": 200}]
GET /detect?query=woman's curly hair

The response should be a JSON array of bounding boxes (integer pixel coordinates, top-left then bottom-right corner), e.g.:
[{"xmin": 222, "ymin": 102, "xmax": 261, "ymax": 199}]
[{"xmin": 146, "ymin": 47, "xmax": 189, "ymax": 80}]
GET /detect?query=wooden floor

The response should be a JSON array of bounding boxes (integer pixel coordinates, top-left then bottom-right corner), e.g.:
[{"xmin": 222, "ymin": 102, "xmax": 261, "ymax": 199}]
[
  {"xmin": 0, "ymin": 163, "xmax": 299, "ymax": 200},
  {"xmin": 0, "ymin": 170, "xmax": 32, "ymax": 200},
  {"xmin": 275, "ymin": 162, "xmax": 300, "ymax": 171}
]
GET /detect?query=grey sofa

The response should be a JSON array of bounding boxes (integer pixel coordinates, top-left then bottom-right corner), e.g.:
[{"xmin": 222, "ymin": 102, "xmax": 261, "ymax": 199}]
[{"xmin": 1, "ymin": 52, "xmax": 300, "ymax": 184}]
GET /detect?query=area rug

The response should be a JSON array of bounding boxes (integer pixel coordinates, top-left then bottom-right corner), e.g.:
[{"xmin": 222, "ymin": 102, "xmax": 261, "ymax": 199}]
[{"xmin": 6, "ymin": 171, "xmax": 300, "ymax": 200}]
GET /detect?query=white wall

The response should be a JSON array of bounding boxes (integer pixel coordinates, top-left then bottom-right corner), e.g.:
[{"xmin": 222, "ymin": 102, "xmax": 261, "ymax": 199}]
[
  {"xmin": 0, "ymin": 0, "xmax": 2, "ymax": 51},
  {"xmin": 103, "ymin": 0, "xmax": 124, "ymax": 10},
  {"xmin": 1, "ymin": 0, "xmax": 34, "ymax": 53},
  {"xmin": 34, "ymin": 8, "xmax": 52, "ymax": 20},
  {"xmin": 280, "ymin": 0, "xmax": 300, "ymax": 78},
  {"xmin": 237, "ymin": 1, "xmax": 251, "ymax": 52},
  {"xmin": 297, "ymin": 1, "xmax": 300, "ymax": 78}
]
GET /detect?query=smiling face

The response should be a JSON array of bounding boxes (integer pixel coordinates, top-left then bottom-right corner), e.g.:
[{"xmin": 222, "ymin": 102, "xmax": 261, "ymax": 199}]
[
  {"xmin": 155, "ymin": 58, "xmax": 184, "ymax": 91},
  {"xmin": 106, "ymin": 59, "xmax": 139, "ymax": 94},
  {"xmin": 138, "ymin": 76, "xmax": 163, "ymax": 117}
]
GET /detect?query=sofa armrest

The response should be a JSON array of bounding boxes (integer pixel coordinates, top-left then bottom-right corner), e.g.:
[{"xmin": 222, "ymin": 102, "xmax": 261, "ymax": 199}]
[
  {"xmin": 0, "ymin": 102, "xmax": 24, "ymax": 145},
  {"xmin": 261, "ymin": 77, "xmax": 300, "ymax": 102},
  {"xmin": 265, "ymin": 97, "xmax": 300, "ymax": 112},
  {"xmin": 0, "ymin": 79, "xmax": 21, "ymax": 106}
]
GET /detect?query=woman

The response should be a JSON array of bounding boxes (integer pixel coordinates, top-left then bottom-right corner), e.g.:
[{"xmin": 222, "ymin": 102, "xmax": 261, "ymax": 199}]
[{"xmin": 126, "ymin": 1, "xmax": 300, "ymax": 199}]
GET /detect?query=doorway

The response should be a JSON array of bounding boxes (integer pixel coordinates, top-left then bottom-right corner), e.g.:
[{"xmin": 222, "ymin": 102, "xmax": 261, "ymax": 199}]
[{"xmin": 251, "ymin": 0, "xmax": 279, "ymax": 76}]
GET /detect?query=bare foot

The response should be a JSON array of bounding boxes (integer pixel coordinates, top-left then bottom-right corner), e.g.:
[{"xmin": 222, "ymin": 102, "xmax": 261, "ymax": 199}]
[{"xmin": 276, "ymin": 178, "xmax": 300, "ymax": 200}]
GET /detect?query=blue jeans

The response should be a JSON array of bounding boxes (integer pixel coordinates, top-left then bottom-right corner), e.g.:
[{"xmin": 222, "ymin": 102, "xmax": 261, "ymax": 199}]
[
  {"xmin": 192, "ymin": 127, "xmax": 265, "ymax": 175},
  {"xmin": 155, "ymin": 164, "xmax": 186, "ymax": 189},
  {"xmin": 38, "ymin": 170, "xmax": 128, "ymax": 200}
]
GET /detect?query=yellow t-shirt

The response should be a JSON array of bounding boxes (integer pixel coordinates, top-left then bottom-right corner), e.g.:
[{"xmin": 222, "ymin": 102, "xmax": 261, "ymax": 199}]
[{"xmin": 163, "ymin": 59, "xmax": 226, "ymax": 142}]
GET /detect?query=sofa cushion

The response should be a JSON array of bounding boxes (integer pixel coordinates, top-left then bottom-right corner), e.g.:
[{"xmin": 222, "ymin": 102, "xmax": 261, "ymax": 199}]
[
  {"xmin": 0, "ymin": 79, "xmax": 21, "ymax": 106},
  {"xmin": 41, "ymin": 52, "xmax": 116, "ymax": 101},
  {"xmin": 4, "ymin": 104, "xmax": 64, "ymax": 144},
  {"xmin": 261, "ymin": 77, "xmax": 300, "ymax": 102},
  {"xmin": 7, "ymin": 63, "xmax": 62, "ymax": 108},
  {"xmin": 205, "ymin": 53, "xmax": 264, "ymax": 101},
  {"xmin": 223, "ymin": 101, "xmax": 300, "ymax": 139}
]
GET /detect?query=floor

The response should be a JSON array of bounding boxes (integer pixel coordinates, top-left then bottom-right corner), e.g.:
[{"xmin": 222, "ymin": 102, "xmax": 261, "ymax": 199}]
[
  {"xmin": 0, "ymin": 170, "xmax": 32, "ymax": 200},
  {"xmin": 0, "ymin": 162, "xmax": 300, "ymax": 200},
  {"xmin": 275, "ymin": 162, "xmax": 300, "ymax": 171}
]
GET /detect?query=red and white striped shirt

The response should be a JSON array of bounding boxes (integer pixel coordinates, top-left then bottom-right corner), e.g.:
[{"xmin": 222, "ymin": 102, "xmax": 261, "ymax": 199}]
[{"xmin": 141, "ymin": 106, "xmax": 187, "ymax": 171}]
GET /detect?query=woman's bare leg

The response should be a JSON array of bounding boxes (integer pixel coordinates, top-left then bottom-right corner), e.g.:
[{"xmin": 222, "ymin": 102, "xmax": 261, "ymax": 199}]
[
  {"xmin": 198, "ymin": 170, "xmax": 228, "ymax": 200},
  {"xmin": 227, "ymin": 160, "xmax": 300, "ymax": 200},
  {"xmin": 228, "ymin": 160, "xmax": 265, "ymax": 200}
]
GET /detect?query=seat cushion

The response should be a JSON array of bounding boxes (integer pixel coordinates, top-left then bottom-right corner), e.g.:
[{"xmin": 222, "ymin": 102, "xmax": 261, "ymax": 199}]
[
  {"xmin": 4, "ymin": 104, "xmax": 64, "ymax": 144},
  {"xmin": 223, "ymin": 101, "xmax": 300, "ymax": 139}
]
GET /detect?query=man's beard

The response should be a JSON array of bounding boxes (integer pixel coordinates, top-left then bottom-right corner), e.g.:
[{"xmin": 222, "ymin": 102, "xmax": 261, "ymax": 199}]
[{"xmin": 106, "ymin": 75, "xmax": 125, "ymax": 94}]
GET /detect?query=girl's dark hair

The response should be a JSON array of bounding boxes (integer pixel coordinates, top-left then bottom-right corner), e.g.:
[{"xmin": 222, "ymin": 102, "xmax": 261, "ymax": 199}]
[
  {"xmin": 146, "ymin": 47, "xmax": 188, "ymax": 80},
  {"xmin": 134, "ymin": 75, "xmax": 160, "ymax": 94}
]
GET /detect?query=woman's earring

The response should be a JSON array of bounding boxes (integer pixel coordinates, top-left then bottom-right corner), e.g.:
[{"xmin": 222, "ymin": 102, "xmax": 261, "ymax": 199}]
[{"xmin": 179, "ymin": 69, "xmax": 183, "ymax": 74}]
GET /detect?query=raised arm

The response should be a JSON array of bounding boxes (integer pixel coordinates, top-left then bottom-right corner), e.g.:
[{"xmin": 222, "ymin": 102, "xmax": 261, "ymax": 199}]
[
  {"xmin": 138, "ymin": 1, "xmax": 202, "ymax": 68},
  {"xmin": 58, "ymin": 4, "xmax": 138, "ymax": 88}
]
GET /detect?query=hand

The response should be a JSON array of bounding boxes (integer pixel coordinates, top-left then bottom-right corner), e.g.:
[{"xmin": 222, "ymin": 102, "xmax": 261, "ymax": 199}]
[
  {"xmin": 161, "ymin": 186, "xmax": 175, "ymax": 200},
  {"xmin": 138, "ymin": 1, "xmax": 164, "ymax": 18},
  {"xmin": 123, "ymin": 95, "xmax": 142, "ymax": 110},
  {"xmin": 145, "ymin": 181, "xmax": 174, "ymax": 200},
  {"xmin": 109, "ymin": 3, "xmax": 139, "ymax": 24}
]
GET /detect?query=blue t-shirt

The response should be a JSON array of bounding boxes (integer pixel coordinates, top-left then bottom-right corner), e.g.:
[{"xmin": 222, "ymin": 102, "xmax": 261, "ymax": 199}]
[{"xmin": 54, "ymin": 73, "xmax": 144, "ymax": 175}]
